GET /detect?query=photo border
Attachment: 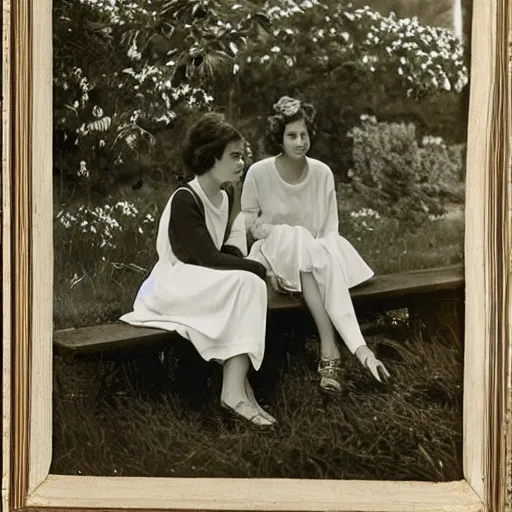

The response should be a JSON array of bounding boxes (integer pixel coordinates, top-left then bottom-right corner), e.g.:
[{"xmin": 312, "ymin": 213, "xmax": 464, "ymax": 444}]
[{"xmin": 2, "ymin": 0, "xmax": 511, "ymax": 510}]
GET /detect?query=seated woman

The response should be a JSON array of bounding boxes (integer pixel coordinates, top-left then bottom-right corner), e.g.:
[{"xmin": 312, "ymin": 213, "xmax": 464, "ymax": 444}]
[
  {"xmin": 241, "ymin": 96, "xmax": 390, "ymax": 395},
  {"xmin": 120, "ymin": 112, "xmax": 276, "ymax": 428}
]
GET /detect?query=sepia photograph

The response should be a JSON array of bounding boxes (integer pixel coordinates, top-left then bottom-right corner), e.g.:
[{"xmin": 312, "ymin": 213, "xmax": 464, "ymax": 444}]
[{"xmin": 51, "ymin": 0, "xmax": 472, "ymax": 482}]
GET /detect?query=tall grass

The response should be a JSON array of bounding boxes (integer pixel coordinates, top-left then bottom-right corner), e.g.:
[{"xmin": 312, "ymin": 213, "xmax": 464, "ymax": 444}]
[{"xmin": 51, "ymin": 333, "xmax": 463, "ymax": 480}]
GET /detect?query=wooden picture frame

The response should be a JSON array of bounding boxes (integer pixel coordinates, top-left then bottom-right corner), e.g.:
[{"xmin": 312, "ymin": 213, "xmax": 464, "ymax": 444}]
[{"xmin": 2, "ymin": 0, "xmax": 511, "ymax": 511}]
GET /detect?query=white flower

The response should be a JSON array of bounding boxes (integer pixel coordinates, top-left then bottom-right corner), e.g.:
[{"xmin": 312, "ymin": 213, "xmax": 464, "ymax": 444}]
[
  {"xmin": 78, "ymin": 160, "xmax": 89, "ymax": 179},
  {"xmin": 116, "ymin": 201, "xmax": 138, "ymax": 217},
  {"xmin": 127, "ymin": 40, "xmax": 141, "ymax": 61},
  {"xmin": 92, "ymin": 105, "xmax": 104, "ymax": 118},
  {"xmin": 125, "ymin": 134, "xmax": 136, "ymax": 147}
]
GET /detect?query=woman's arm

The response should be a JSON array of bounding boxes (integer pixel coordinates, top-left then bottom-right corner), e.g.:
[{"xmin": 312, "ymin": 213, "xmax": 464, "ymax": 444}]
[
  {"xmin": 318, "ymin": 170, "xmax": 339, "ymax": 237},
  {"xmin": 222, "ymin": 212, "xmax": 248, "ymax": 256},
  {"xmin": 241, "ymin": 170, "xmax": 275, "ymax": 240},
  {"xmin": 169, "ymin": 190, "xmax": 266, "ymax": 279}
]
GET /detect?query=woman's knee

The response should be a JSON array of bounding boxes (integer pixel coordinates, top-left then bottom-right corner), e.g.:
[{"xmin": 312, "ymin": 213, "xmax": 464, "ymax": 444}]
[{"xmin": 233, "ymin": 269, "xmax": 267, "ymax": 292}]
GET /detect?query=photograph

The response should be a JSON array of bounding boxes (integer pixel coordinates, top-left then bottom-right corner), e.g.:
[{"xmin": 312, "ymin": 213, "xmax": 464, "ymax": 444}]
[{"xmin": 51, "ymin": 0, "xmax": 471, "ymax": 482}]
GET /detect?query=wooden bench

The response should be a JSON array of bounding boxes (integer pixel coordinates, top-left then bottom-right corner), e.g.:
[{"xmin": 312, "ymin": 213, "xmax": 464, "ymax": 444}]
[{"xmin": 54, "ymin": 264, "xmax": 464, "ymax": 360}]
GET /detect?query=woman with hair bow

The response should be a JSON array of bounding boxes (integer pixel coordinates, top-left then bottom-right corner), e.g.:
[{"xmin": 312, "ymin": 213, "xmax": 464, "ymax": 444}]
[{"xmin": 241, "ymin": 96, "xmax": 391, "ymax": 395}]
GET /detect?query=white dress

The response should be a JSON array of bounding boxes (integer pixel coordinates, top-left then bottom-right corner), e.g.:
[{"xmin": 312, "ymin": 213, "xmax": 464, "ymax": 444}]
[
  {"xmin": 241, "ymin": 156, "xmax": 373, "ymax": 354},
  {"xmin": 119, "ymin": 177, "xmax": 268, "ymax": 370}
]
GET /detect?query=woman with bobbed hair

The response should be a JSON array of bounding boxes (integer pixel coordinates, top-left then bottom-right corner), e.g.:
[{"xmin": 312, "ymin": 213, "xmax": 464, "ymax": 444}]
[
  {"xmin": 241, "ymin": 96, "xmax": 390, "ymax": 395},
  {"xmin": 121, "ymin": 112, "xmax": 276, "ymax": 429}
]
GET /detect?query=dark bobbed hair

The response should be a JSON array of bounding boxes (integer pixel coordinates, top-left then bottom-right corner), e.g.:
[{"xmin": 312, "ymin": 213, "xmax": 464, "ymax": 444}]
[
  {"xmin": 182, "ymin": 112, "xmax": 243, "ymax": 175},
  {"xmin": 264, "ymin": 96, "xmax": 317, "ymax": 155}
]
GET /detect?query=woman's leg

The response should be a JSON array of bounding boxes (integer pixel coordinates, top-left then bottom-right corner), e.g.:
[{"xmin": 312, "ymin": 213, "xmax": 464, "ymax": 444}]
[
  {"xmin": 221, "ymin": 353, "xmax": 250, "ymax": 404},
  {"xmin": 301, "ymin": 271, "xmax": 344, "ymax": 393},
  {"xmin": 244, "ymin": 376, "xmax": 276, "ymax": 423},
  {"xmin": 300, "ymin": 271, "xmax": 340, "ymax": 359},
  {"xmin": 311, "ymin": 257, "xmax": 390, "ymax": 382},
  {"xmin": 221, "ymin": 354, "xmax": 275, "ymax": 426},
  {"xmin": 311, "ymin": 254, "xmax": 367, "ymax": 355}
]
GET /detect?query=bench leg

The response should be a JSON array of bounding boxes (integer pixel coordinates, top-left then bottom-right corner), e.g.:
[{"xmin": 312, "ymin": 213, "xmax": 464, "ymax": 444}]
[
  {"xmin": 53, "ymin": 354, "xmax": 111, "ymax": 403},
  {"xmin": 96, "ymin": 346, "xmax": 176, "ymax": 399},
  {"xmin": 168, "ymin": 339, "xmax": 221, "ymax": 408},
  {"xmin": 54, "ymin": 347, "xmax": 174, "ymax": 403}
]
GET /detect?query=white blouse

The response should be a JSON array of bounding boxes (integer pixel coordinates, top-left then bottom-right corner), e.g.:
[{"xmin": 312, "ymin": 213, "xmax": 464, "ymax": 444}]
[{"xmin": 242, "ymin": 156, "xmax": 339, "ymax": 240}]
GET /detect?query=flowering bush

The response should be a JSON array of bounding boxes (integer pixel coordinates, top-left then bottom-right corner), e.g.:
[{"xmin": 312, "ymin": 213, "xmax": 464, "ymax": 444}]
[
  {"xmin": 343, "ymin": 207, "xmax": 386, "ymax": 243},
  {"xmin": 228, "ymin": 0, "xmax": 468, "ymax": 177},
  {"xmin": 53, "ymin": 0, "xmax": 468, "ymax": 198},
  {"xmin": 417, "ymin": 137, "xmax": 465, "ymax": 198},
  {"xmin": 247, "ymin": 2, "xmax": 467, "ymax": 99},
  {"xmin": 53, "ymin": 0, "xmax": 273, "ymax": 196}
]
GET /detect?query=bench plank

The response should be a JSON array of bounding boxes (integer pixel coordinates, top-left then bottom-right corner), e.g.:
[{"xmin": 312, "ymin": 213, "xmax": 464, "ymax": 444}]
[
  {"xmin": 267, "ymin": 264, "xmax": 464, "ymax": 310},
  {"xmin": 54, "ymin": 264, "xmax": 464, "ymax": 356},
  {"xmin": 54, "ymin": 323, "xmax": 173, "ymax": 353}
]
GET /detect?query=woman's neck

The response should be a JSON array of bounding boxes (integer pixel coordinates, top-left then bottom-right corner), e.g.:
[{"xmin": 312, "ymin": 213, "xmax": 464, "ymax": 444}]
[
  {"xmin": 196, "ymin": 173, "xmax": 223, "ymax": 205},
  {"xmin": 276, "ymin": 154, "xmax": 307, "ymax": 182}
]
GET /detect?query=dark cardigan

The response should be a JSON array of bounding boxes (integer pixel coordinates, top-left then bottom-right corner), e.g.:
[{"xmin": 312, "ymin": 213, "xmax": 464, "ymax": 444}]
[{"xmin": 168, "ymin": 184, "xmax": 267, "ymax": 280}]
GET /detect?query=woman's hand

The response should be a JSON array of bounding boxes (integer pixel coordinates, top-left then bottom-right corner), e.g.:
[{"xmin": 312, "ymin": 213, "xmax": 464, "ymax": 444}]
[
  {"xmin": 355, "ymin": 345, "xmax": 391, "ymax": 383},
  {"xmin": 253, "ymin": 218, "xmax": 275, "ymax": 239},
  {"xmin": 365, "ymin": 354, "xmax": 391, "ymax": 383},
  {"xmin": 266, "ymin": 270, "xmax": 280, "ymax": 291}
]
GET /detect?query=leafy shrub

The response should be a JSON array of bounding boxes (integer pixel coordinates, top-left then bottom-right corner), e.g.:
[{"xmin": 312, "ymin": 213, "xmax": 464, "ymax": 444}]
[
  {"xmin": 417, "ymin": 137, "xmax": 466, "ymax": 201},
  {"xmin": 346, "ymin": 116, "xmax": 464, "ymax": 226}
]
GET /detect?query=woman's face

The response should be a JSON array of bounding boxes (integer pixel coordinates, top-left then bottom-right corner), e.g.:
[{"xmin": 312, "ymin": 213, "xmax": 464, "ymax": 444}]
[
  {"xmin": 210, "ymin": 139, "xmax": 245, "ymax": 185},
  {"xmin": 281, "ymin": 118, "xmax": 310, "ymax": 159}
]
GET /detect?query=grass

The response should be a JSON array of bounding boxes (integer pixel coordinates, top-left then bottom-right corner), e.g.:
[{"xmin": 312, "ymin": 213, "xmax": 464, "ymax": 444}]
[
  {"xmin": 52, "ymin": 184, "xmax": 465, "ymax": 330},
  {"xmin": 51, "ymin": 328, "xmax": 463, "ymax": 480},
  {"xmin": 340, "ymin": 211, "xmax": 464, "ymax": 275}
]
